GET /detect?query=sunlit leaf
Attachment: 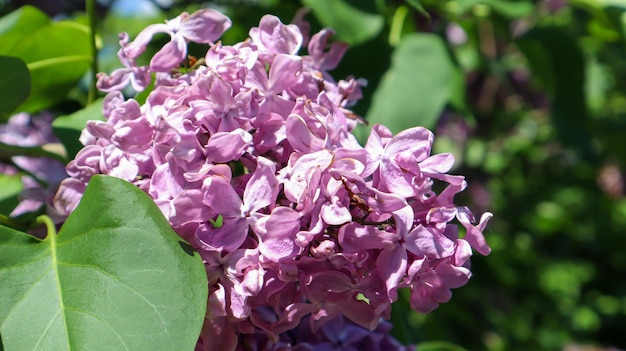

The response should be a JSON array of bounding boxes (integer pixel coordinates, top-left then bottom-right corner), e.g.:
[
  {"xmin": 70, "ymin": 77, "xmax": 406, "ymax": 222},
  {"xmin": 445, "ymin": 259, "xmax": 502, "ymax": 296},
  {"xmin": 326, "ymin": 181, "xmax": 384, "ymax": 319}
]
[
  {"xmin": 52, "ymin": 99, "xmax": 104, "ymax": 159},
  {"xmin": 0, "ymin": 175, "xmax": 208, "ymax": 350},
  {"xmin": 302, "ymin": 0, "xmax": 384, "ymax": 45},
  {"xmin": 0, "ymin": 6, "xmax": 91, "ymax": 113},
  {"xmin": 366, "ymin": 33, "xmax": 462, "ymax": 132},
  {"xmin": 0, "ymin": 5, "xmax": 49, "ymax": 51}
]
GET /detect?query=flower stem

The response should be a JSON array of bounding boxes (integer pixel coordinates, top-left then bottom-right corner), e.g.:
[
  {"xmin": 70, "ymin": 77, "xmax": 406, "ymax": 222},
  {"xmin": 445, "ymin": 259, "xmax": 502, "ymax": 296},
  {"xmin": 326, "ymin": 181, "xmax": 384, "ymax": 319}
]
[
  {"xmin": 36, "ymin": 215, "xmax": 58, "ymax": 238},
  {"xmin": 86, "ymin": 0, "xmax": 98, "ymax": 105}
]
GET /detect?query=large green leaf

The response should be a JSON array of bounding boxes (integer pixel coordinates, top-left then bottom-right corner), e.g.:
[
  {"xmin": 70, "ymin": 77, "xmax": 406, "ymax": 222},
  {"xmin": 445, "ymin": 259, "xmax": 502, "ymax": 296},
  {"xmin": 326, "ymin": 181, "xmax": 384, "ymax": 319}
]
[
  {"xmin": 0, "ymin": 175, "xmax": 208, "ymax": 350},
  {"xmin": 0, "ymin": 6, "xmax": 91, "ymax": 113},
  {"xmin": 0, "ymin": 56, "xmax": 30, "ymax": 121},
  {"xmin": 365, "ymin": 33, "xmax": 463, "ymax": 133},
  {"xmin": 302, "ymin": 0, "xmax": 384, "ymax": 46},
  {"xmin": 0, "ymin": 5, "xmax": 49, "ymax": 51},
  {"xmin": 52, "ymin": 99, "xmax": 105, "ymax": 159}
]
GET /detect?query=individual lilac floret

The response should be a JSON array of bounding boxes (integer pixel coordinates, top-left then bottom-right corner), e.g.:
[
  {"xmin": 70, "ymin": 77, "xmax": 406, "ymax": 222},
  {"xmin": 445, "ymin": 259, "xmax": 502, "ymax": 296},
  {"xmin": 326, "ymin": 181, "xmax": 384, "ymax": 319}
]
[
  {"xmin": 57, "ymin": 8, "xmax": 492, "ymax": 350},
  {"xmin": 96, "ymin": 33, "xmax": 150, "ymax": 92},
  {"xmin": 123, "ymin": 9, "xmax": 231, "ymax": 72}
]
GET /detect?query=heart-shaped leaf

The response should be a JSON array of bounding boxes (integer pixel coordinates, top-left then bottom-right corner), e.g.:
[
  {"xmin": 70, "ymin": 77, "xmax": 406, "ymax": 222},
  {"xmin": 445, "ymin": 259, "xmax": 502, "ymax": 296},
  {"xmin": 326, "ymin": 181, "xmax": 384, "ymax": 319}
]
[{"xmin": 0, "ymin": 175, "xmax": 208, "ymax": 350}]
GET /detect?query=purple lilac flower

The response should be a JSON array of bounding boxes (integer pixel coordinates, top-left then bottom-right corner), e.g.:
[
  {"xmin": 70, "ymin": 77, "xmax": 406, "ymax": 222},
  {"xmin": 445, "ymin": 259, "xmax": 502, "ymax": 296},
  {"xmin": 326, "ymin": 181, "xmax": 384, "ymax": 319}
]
[{"xmin": 54, "ymin": 8, "xmax": 492, "ymax": 350}]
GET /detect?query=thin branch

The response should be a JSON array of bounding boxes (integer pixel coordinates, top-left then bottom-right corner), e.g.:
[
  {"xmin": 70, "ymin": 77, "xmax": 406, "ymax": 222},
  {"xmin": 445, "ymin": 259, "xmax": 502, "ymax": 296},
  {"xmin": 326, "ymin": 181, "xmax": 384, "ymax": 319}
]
[{"xmin": 86, "ymin": 0, "xmax": 99, "ymax": 105}]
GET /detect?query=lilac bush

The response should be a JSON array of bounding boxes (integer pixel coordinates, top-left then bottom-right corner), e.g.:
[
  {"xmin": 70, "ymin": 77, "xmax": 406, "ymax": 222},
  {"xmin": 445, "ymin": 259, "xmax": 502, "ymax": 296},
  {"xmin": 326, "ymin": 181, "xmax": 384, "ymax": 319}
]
[{"xmin": 53, "ymin": 8, "xmax": 492, "ymax": 350}]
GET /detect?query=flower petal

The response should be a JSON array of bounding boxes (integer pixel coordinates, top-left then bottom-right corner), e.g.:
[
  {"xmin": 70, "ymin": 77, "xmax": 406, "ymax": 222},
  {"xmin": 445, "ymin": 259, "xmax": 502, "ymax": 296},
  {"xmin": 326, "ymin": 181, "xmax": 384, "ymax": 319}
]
[
  {"xmin": 150, "ymin": 35, "xmax": 187, "ymax": 72},
  {"xmin": 181, "ymin": 9, "xmax": 232, "ymax": 43}
]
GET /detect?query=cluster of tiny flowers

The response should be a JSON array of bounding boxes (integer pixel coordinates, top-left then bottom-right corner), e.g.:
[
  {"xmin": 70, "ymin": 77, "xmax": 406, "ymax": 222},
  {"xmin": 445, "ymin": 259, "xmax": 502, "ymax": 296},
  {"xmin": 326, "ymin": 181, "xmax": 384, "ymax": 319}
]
[{"xmin": 53, "ymin": 8, "xmax": 492, "ymax": 350}]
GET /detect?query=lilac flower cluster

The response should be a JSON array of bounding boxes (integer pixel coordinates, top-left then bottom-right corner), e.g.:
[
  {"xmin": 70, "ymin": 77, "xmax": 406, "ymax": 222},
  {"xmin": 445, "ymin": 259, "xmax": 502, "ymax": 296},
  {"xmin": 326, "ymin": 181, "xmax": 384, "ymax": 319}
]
[{"xmin": 54, "ymin": 8, "xmax": 492, "ymax": 350}]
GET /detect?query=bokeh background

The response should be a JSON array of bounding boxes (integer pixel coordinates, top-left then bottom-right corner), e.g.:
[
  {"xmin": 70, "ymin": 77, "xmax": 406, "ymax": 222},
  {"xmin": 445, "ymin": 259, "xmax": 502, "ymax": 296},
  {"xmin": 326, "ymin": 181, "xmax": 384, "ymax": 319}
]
[{"xmin": 2, "ymin": 0, "xmax": 626, "ymax": 350}]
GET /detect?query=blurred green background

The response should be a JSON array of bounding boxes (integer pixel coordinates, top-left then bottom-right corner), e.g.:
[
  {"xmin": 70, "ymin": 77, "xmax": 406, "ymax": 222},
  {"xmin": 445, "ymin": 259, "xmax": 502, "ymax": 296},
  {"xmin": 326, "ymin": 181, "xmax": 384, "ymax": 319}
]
[{"xmin": 2, "ymin": 0, "xmax": 626, "ymax": 350}]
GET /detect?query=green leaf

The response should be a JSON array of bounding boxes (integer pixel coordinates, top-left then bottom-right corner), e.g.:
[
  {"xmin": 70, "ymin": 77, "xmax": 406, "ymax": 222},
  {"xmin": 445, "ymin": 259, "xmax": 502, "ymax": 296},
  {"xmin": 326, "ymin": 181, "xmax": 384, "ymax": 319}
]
[
  {"xmin": 454, "ymin": 0, "xmax": 534, "ymax": 18},
  {"xmin": 0, "ymin": 5, "xmax": 49, "ymax": 52},
  {"xmin": 0, "ymin": 56, "xmax": 30, "ymax": 120},
  {"xmin": 416, "ymin": 341, "xmax": 470, "ymax": 351},
  {"xmin": 517, "ymin": 27, "xmax": 596, "ymax": 159},
  {"xmin": 366, "ymin": 33, "xmax": 462, "ymax": 132},
  {"xmin": 0, "ymin": 175, "xmax": 208, "ymax": 350},
  {"xmin": 621, "ymin": 11, "xmax": 626, "ymax": 46},
  {"xmin": 0, "ymin": 174, "xmax": 22, "ymax": 216},
  {"xmin": 0, "ymin": 142, "xmax": 67, "ymax": 164},
  {"xmin": 52, "ymin": 99, "xmax": 105, "ymax": 159},
  {"xmin": 406, "ymin": 0, "xmax": 431, "ymax": 19},
  {"xmin": 0, "ymin": 6, "xmax": 91, "ymax": 113},
  {"xmin": 302, "ymin": 0, "xmax": 384, "ymax": 46}
]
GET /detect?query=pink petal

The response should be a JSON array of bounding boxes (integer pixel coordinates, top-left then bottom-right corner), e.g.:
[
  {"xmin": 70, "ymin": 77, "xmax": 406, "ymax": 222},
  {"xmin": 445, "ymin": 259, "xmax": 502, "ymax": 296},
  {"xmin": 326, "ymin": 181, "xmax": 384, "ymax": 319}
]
[
  {"xmin": 273, "ymin": 303, "xmax": 318, "ymax": 334},
  {"xmin": 268, "ymin": 54, "xmax": 302, "ymax": 92},
  {"xmin": 250, "ymin": 15, "xmax": 303, "ymax": 55},
  {"xmin": 378, "ymin": 158, "xmax": 415, "ymax": 196},
  {"xmin": 338, "ymin": 223, "xmax": 393, "ymax": 252},
  {"xmin": 456, "ymin": 207, "xmax": 492, "ymax": 256},
  {"xmin": 384, "ymin": 126, "xmax": 433, "ymax": 161},
  {"xmin": 203, "ymin": 175, "xmax": 242, "ymax": 218},
  {"xmin": 282, "ymin": 149, "xmax": 333, "ymax": 204},
  {"xmin": 195, "ymin": 217, "xmax": 248, "ymax": 252},
  {"xmin": 180, "ymin": 9, "xmax": 231, "ymax": 43},
  {"xmin": 376, "ymin": 245, "xmax": 407, "ymax": 302},
  {"xmin": 96, "ymin": 69, "xmax": 131, "ymax": 92},
  {"xmin": 405, "ymin": 224, "xmax": 456, "ymax": 259},
  {"xmin": 170, "ymin": 188, "xmax": 211, "ymax": 226},
  {"xmin": 320, "ymin": 196, "xmax": 351, "ymax": 226},
  {"xmin": 308, "ymin": 28, "xmax": 348, "ymax": 70},
  {"xmin": 205, "ymin": 129, "xmax": 252, "ymax": 163},
  {"xmin": 53, "ymin": 178, "xmax": 87, "ymax": 216},
  {"xmin": 243, "ymin": 156, "xmax": 278, "ymax": 214},
  {"xmin": 286, "ymin": 114, "xmax": 326, "ymax": 153},
  {"xmin": 111, "ymin": 118, "xmax": 154, "ymax": 153},
  {"xmin": 259, "ymin": 207, "xmax": 301, "ymax": 262},
  {"xmin": 419, "ymin": 153, "xmax": 455, "ymax": 173},
  {"xmin": 150, "ymin": 35, "xmax": 187, "ymax": 72},
  {"xmin": 123, "ymin": 23, "xmax": 171, "ymax": 59}
]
